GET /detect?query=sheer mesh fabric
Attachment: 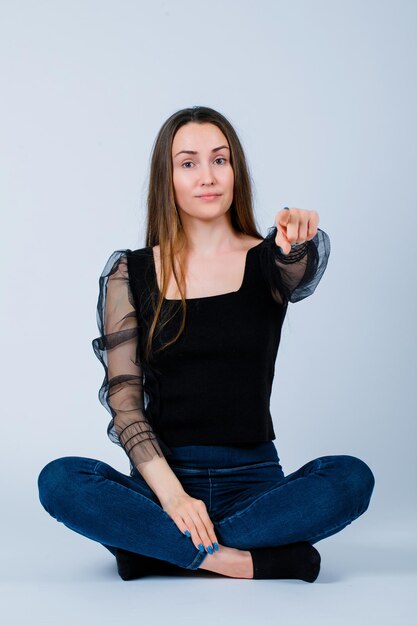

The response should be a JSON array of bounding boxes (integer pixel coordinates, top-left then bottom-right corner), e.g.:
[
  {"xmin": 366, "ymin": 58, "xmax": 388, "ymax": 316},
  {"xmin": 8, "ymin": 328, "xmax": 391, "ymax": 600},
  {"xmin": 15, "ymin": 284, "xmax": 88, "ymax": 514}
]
[
  {"xmin": 91, "ymin": 251, "xmax": 165, "ymax": 469},
  {"xmin": 260, "ymin": 226, "xmax": 331, "ymax": 305}
]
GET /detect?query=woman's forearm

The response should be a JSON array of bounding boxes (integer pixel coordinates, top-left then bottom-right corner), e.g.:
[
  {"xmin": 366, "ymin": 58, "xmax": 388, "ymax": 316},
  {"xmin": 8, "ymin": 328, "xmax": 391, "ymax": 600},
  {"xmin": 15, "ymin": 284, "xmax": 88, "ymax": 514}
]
[{"xmin": 136, "ymin": 454, "xmax": 186, "ymax": 505}]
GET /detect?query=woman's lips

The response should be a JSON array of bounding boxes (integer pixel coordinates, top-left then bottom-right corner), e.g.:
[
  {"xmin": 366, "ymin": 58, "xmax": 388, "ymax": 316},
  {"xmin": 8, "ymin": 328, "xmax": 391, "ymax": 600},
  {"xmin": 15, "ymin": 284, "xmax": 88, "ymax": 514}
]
[{"xmin": 197, "ymin": 194, "xmax": 221, "ymax": 200}]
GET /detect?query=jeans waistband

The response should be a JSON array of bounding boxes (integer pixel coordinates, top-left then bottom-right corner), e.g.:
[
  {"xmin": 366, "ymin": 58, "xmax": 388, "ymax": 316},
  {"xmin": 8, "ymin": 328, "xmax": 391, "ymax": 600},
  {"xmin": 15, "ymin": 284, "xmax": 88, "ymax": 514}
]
[{"xmin": 166, "ymin": 441, "xmax": 279, "ymax": 469}]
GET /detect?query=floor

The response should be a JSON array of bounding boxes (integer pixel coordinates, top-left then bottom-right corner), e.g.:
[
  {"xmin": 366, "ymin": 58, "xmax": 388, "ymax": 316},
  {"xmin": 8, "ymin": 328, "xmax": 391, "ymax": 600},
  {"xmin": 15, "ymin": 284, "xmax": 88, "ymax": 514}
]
[{"xmin": 4, "ymin": 502, "xmax": 416, "ymax": 626}]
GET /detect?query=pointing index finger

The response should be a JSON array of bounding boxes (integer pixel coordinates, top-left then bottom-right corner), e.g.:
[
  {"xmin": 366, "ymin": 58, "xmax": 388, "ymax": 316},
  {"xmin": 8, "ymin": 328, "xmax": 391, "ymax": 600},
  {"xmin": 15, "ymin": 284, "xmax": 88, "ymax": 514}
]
[{"xmin": 277, "ymin": 207, "xmax": 291, "ymax": 227}]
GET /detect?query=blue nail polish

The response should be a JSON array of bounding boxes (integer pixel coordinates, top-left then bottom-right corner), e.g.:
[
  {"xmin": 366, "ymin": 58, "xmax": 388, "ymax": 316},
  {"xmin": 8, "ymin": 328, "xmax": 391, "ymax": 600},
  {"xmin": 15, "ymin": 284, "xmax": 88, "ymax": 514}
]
[
  {"xmin": 198, "ymin": 544, "xmax": 205, "ymax": 553},
  {"xmin": 206, "ymin": 546, "xmax": 214, "ymax": 554},
  {"xmin": 278, "ymin": 246, "xmax": 287, "ymax": 256},
  {"xmin": 184, "ymin": 530, "xmax": 191, "ymax": 538},
  {"xmin": 213, "ymin": 542, "xmax": 219, "ymax": 551}
]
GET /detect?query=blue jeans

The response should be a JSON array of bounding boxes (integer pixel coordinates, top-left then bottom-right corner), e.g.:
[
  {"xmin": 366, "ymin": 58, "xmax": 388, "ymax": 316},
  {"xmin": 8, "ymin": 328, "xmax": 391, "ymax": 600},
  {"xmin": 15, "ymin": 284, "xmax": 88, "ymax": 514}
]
[{"xmin": 37, "ymin": 442, "xmax": 375, "ymax": 571}]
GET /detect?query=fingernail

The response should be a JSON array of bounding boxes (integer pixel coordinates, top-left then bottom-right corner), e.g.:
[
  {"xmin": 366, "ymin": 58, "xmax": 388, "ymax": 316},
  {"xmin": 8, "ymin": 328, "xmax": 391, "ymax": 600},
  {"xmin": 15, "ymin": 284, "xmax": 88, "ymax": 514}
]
[
  {"xmin": 206, "ymin": 546, "xmax": 214, "ymax": 554},
  {"xmin": 184, "ymin": 530, "xmax": 191, "ymax": 538},
  {"xmin": 278, "ymin": 246, "xmax": 287, "ymax": 256},
  {"xmin": 198, "ymin": 544, "xmax": 205, "ymax": 553},
  {"xmin": 213, "ymin": 542, "xmax": 219, "ymax": 551}
]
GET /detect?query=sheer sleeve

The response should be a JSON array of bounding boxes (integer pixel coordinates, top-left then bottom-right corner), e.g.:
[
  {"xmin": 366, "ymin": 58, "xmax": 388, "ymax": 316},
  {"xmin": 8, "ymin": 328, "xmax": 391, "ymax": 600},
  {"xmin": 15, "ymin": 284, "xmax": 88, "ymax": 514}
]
[
  {"xmin": 91, "ymin": 250, "xmax": 166, "ymax": 469},
  {"xmin": 260, "ymin": 226, "xmax": 331, "ymax": 304}
]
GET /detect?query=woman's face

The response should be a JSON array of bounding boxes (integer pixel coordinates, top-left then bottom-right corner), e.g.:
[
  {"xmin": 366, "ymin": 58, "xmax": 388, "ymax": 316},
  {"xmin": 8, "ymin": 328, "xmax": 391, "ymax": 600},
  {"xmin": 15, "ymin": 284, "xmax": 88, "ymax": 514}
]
[{"xmin": 171, "ymin": 122, "xmax": 234, "ymax": 223}]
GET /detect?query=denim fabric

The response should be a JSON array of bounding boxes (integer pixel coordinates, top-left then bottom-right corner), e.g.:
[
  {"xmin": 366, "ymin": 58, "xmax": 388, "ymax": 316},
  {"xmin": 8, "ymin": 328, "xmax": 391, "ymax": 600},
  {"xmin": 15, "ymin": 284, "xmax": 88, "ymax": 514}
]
[{"xmin": 37, "ymin": 442, "xmax": 375, "ymax": 571}]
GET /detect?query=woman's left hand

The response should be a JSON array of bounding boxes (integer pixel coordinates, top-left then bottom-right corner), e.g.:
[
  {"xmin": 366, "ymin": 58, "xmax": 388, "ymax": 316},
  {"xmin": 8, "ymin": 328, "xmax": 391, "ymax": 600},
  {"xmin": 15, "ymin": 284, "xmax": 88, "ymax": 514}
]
[{"xmin": 275, "ymin": 207, "xmax": 319, "ymax": 255}]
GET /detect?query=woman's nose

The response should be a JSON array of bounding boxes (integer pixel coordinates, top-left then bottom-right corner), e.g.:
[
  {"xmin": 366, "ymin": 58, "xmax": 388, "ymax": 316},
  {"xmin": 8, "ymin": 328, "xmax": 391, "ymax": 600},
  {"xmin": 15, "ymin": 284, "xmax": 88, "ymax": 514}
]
[{"xmin": 199, "ymin": 163, "xmax": 216, "ymax": 185}]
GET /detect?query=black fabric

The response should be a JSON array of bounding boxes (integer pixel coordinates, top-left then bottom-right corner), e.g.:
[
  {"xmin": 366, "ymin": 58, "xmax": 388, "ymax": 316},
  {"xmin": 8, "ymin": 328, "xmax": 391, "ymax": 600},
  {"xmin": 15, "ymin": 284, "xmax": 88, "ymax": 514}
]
[
  {"xmin": 91, "ymin": 253, "xmax": 168, "ymax": 471},
  {"xmin": 115, "ymin": 548, "xmax": 184, "ymax": 580},
  {"xmin": 250, "ymin": 541, "xmax": 321, "ymax": 581},
  {"xmin": 92, "ymin": 227, "xmax": 331, "ymax": 475}
]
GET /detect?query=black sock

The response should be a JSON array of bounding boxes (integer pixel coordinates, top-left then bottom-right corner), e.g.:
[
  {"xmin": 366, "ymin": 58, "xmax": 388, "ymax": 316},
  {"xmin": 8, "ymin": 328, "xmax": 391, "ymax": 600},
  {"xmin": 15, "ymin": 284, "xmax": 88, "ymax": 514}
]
[
  {"xmin": 250, "ymin": 541, "xmax": 321, "ymax": 582},
  {"xmin": 115, "ymin": 548, "xmax": 183, "ymax": 580}
]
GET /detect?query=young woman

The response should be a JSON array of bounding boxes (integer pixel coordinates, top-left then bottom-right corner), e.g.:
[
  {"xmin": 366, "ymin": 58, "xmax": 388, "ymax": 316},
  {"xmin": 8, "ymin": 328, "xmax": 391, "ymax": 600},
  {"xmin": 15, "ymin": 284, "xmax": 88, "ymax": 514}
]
[{"xmin": 37, "ymin": 106, "xmax": 375, "ymax": 582}]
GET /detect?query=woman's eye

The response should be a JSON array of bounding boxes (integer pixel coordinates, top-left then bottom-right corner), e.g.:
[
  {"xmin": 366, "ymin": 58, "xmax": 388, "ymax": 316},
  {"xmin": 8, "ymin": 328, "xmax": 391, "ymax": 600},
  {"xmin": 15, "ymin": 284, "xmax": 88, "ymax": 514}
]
[{"xmin": 181, "ymin": 158, "xmax": 227, "ymax": 168}]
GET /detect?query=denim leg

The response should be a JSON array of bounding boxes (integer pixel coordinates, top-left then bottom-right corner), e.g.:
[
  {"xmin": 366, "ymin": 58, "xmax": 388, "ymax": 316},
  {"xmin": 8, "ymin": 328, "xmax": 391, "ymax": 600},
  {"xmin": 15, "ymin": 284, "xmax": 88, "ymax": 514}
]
[
  {"xmin": 214, "ymin": 455, "xmax": 375, "ymax": 549},
  {"xmin": 37, "ymin": 456, "xmax": 207, "ymax": 570}
]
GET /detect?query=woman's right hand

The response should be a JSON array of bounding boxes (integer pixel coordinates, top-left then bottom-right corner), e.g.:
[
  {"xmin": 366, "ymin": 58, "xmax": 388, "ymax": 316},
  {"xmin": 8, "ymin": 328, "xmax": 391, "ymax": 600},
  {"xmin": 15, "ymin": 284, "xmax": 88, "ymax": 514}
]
[{"xmin": 159, "ymin": 491, "xmax": 219, "ymax": 554}]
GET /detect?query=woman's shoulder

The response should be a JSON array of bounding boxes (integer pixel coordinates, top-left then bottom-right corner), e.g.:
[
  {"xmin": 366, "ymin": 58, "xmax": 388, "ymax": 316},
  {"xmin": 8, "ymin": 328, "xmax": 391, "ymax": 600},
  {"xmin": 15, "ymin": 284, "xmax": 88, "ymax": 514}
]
[
  {"xmin": 130, "ymin": 245, "xmax": 151, "ymax": 256},
  {"xmin": 124, "ymin": 246, "xmax": 152, "ymax": 276},
  {"xmin": 102, "ymin": 247, "xmax": 151, "ymax": 267}
]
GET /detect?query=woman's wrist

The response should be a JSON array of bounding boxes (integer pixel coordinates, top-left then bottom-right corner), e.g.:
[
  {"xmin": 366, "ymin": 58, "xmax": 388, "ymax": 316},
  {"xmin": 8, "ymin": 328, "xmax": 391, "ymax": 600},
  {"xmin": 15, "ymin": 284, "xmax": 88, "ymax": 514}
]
[
  {"xmin": 276, "ymin": 241, "xmax": 309, "ymax": 263},
  {"xmin": 136, "ymin": 455, "xmax": 186, "ymax": 502}
]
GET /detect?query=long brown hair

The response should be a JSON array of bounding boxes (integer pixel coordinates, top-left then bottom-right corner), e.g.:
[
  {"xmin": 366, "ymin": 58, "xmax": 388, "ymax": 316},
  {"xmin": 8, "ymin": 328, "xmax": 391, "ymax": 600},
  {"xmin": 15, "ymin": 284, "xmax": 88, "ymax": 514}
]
[{"xmin": 143, "ymin": 105, "xmax": 263, "ymax": 363}]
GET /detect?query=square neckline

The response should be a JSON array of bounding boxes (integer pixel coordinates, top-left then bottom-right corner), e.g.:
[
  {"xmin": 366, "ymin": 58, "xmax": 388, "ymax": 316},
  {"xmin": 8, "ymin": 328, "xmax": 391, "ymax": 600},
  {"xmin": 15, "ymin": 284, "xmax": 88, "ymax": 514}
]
[{"xmin": 149, "ymin": 238, "xmax": 265, "ymax": 302}]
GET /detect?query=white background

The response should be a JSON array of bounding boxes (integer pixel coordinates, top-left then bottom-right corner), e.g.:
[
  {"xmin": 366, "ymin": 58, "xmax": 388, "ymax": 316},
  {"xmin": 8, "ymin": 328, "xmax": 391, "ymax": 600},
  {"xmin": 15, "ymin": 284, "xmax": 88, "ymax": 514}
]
[{"xmin": 1, "ymin": 0, "xmax": 416, "ymax": 624}]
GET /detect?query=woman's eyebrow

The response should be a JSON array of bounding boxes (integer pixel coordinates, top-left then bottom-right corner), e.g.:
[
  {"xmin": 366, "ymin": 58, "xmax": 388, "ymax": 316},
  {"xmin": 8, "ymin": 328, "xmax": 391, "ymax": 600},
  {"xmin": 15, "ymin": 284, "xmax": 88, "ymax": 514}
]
[{"xmin": 173, "ymin": 145, "xmax": 230, "ymax": 158}]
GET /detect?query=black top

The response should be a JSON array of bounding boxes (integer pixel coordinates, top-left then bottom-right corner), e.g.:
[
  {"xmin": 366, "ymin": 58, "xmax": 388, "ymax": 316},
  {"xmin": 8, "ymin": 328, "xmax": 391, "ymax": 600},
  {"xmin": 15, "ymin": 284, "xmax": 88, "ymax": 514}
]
[{"xmin": 92, "ymin": 225, "xmax": 331, "ymax": 475}]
